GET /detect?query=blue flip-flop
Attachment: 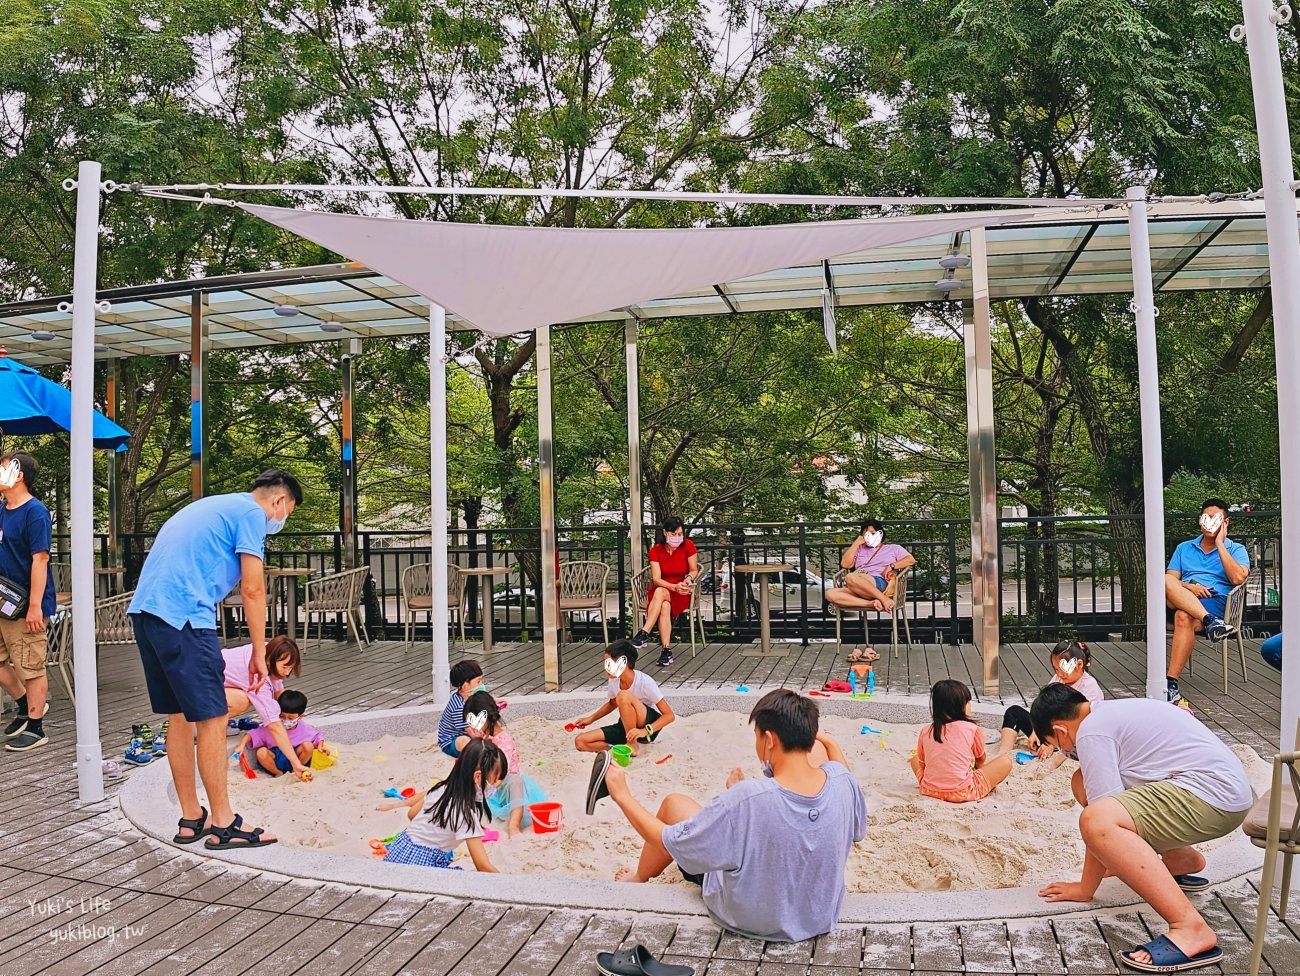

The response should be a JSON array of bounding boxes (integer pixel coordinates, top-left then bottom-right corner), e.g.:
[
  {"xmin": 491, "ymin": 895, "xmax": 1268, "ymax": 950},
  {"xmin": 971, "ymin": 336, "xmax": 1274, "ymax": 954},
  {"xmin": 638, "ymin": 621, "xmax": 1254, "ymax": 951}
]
[
  {"xmin": 1174, "ymin": 874, "xmax": 1210, "ymax": 892},
  {"xmin": 1120, "ymin": 934, "xmax": 1222, "ymax": 972}
]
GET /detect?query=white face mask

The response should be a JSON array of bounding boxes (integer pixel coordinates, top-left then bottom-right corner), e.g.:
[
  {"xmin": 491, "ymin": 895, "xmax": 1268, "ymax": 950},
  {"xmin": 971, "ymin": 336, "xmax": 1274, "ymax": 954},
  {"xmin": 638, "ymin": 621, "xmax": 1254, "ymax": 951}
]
[
  {"xmin": 1199, "ymin": 512, "xmax": 1224, "ymax": 536},
  {"xmin": 266, "ymin": 496, "xmax": 289, "ymax": 535},
  {"xmin": 0, "ymin": 459, "xmax": 20, "ymax": 489},
  {"xmin": 864, "ymin": 531, "xmax": 883, "ymax": 548},
  {"xmin": 283, "ymin": 719, "xmax": 299, "ymax": 730}
]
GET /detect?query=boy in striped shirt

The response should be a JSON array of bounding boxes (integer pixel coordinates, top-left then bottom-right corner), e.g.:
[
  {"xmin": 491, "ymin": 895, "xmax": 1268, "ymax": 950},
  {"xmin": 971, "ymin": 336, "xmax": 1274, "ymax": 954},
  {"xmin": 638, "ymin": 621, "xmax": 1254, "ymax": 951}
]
[{"xmin": 439, "ymin": 659, "xmax": 485, "ymax": 757}]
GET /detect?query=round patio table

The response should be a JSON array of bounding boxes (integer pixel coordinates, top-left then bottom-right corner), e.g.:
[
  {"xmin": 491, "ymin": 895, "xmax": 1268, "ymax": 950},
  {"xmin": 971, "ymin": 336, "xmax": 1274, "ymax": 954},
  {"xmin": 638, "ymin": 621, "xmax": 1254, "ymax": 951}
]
[
  {"xmin": 460, "ymin": 565, "xmax": 514, "ymax": 653},
  {"xmin": 734, "ymin": 563, "xmax": 793, "ymax": 658}
]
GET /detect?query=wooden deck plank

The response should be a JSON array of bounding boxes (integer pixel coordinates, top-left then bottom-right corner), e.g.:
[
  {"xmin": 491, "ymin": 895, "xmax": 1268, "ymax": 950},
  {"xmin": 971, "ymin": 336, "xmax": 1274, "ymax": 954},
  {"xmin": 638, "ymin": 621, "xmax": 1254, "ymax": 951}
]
[
  {"xmin": 912, "ymin": 922, "xmax": 964, "ymax": 972},
  {"xmin": 86, "ymin": 902, "xmax": 244, "ymax": 976},
  {"xmin": 340, "ymin": 900, "xmax": 466, "ymax": 976},
  {"xmin": 810, "ymin": 927, "xmax": 862, "ymax": 968},
  {"xmin": 959, "ymin": 922, "xmax": 1014, "ymax": 973},
  {"xmin": 1048, "ymin": 919, "xmax": 1115, "ymax": 975},
  {"xmin": 550, "ymin": 914, "xmax": 634, "ymax": 976},
  {"xmin": 861, "ymin": 924, "xmax": 911, "ymax": 972},
  {"xmin": 445, "ymin": 906, "xmax": 549, "ymax": 976},
  {"xmin": 494, "ymin": 909, "xmax": 590, "ymax": 976},
  {"xmin": 1005, "ymin": 919, "xmax": 1066, "ymax": 974}
]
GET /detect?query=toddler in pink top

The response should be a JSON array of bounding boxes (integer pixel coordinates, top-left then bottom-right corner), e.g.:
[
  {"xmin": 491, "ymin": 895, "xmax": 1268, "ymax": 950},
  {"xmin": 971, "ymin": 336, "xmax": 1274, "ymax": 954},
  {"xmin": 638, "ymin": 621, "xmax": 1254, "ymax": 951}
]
[
  {"xmin": 235, "ymin": 689, "xmax": 329, "ymax": 776},
  {"xmin": 910, "ymin": 679, "xmax": 1014, "ymax": 803},
  {"xmin": 462, "ymin": 690, "xmax": 547, "ymax": 835}
]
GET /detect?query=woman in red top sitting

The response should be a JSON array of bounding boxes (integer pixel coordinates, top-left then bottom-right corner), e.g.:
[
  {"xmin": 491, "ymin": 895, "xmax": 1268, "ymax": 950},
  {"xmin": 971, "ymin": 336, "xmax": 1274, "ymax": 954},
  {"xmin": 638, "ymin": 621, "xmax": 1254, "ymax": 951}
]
[{"xmin": 631, "ymin": 517, "xmax": 699, "ymax": 667}]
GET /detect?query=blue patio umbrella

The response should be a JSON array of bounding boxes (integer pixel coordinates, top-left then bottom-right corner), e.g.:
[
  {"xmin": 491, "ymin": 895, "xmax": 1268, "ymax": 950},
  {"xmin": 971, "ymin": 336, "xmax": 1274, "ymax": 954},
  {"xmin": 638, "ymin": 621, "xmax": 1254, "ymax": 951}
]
[{"xmin": 0, "ymin": 351, "xmax": 130, "ymax": 450}]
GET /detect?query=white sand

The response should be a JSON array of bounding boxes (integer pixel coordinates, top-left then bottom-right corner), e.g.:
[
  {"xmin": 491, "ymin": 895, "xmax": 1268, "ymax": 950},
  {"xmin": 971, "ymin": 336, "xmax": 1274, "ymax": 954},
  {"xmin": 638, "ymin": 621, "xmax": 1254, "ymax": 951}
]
[{"xmin": 228, "ymin": 711, "xmax": 1270, "ymax": 893}]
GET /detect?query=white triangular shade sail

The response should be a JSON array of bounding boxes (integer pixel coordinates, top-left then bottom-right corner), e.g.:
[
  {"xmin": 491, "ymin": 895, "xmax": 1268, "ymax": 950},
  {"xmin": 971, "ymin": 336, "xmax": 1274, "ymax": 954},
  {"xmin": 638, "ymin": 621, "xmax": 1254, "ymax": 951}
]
[{"xmin": 242, "ymin": 203, "xmax": 1065, "ymax": 337}]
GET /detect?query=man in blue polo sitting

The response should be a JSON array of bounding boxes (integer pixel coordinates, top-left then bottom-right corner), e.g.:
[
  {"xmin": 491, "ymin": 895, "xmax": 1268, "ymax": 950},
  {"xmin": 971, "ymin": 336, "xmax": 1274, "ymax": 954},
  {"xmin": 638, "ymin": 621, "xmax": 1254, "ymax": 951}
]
[{"xmin": 1164, "ymin": 498, "xmax": 1248, "ymax": 706}]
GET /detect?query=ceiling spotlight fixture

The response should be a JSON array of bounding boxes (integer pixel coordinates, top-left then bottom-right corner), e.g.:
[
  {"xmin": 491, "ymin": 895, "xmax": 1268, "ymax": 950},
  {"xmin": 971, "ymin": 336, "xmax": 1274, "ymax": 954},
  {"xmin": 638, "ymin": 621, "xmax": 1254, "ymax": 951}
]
[
  {"xmin": 274, "ymin": 305, "xmax": 300, "ymax": 317},
  {"xmin": 30, "ymin": 330, "xmax": 55, "ymax": 341},
  {"xmin": 934, "ymin": 278, "xmax": 961, "ymax": 294},
  {"xmin": 94, "ymin": 343, "xmax": 108, "ymax": 353},
  {"xmin": 320, "ymin": 321, "xmax": 345, "ymax": 333},
  {"xmin": 938, "ymin": 255, "xmax": 971, "ymax": 270}
]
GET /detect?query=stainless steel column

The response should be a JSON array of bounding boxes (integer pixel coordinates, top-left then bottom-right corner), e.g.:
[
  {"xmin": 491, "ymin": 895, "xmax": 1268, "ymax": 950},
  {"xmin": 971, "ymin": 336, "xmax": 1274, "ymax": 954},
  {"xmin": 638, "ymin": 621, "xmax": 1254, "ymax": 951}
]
[
  {"xmin": 537, "ymin": 324, "xmax": 561, "ymax": 690},
  {"xmin": 105, "ymin": 357, "xmax": 120, "ymax": 567},
  {"xmin": 964, "ymin": 226, "xmax": 1000, "ymax": 696},
  {"xmin": 189, "ymin": 291, "xmax": 207, "ymax": 500},
  {"xmin": 341, "ymin": 339, "xmax": 359, "ymax": 569},
  {"xmin": 625, "ymin": 316, "xmax": 644, "ymax": 571}
]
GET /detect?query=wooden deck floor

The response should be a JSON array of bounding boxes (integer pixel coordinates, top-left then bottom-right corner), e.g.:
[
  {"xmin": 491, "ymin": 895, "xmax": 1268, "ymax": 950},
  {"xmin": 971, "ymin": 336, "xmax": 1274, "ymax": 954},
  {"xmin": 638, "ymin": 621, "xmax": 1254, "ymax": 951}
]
[{"xmin": 4, "ymin": 635, "xmax": 1298, "ymax": 975}]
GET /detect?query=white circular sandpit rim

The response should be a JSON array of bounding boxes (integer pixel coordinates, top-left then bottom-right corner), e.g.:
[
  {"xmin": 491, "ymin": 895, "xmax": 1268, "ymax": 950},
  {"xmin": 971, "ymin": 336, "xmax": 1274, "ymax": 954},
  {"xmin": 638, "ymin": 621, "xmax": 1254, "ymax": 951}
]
[{"xmin": 117, "ymin": 688, "xmax": 1265, "ymax": 924}]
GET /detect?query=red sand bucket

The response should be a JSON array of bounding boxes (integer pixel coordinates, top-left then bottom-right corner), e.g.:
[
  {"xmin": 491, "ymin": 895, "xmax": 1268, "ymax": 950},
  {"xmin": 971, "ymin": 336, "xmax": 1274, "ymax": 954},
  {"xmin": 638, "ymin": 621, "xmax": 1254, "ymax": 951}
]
[{"xmin": 529, "ymin": 802, "xmax": 564, "ymax": 833}]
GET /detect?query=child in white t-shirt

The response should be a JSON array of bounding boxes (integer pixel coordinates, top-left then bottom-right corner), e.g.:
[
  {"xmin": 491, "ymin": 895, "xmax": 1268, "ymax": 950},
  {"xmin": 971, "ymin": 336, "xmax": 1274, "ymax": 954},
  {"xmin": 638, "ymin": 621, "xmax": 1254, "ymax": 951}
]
[
  {"xmin": 377, "ymin": 738, "xmax": 505, "ymax": 870},
  {"xmin": 574, "ymin": 640, "xmax": 676, "ymax": 757},
  {"xmin": 998, "ymin": 639, "xmax": 1103, "ymax": 762}
]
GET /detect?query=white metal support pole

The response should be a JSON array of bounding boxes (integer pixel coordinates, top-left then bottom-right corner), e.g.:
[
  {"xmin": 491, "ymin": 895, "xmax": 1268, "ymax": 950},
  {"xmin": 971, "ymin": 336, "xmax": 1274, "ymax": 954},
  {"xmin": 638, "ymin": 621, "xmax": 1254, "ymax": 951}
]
[
  {"xmin": 538, "ymin": 324, "xmax": 561, "ymax": 691},
  {"xmin": 1242, "ymin": 0, "xmax": 1300, "ymax": 749},
  {"xmin": 1127, "ymin": 187, "xmax": 1169, "ymax": 701},
  {"xmin": 625, "ymin": 316, "xmax": 644, "ymax": 572},
  {"xmin": 71, "ymin": 160, "xmax": 105, "ymax": 803},
  {"xmin": 429, "ymin": 306, "xmax": 450, "ymax": 705}
]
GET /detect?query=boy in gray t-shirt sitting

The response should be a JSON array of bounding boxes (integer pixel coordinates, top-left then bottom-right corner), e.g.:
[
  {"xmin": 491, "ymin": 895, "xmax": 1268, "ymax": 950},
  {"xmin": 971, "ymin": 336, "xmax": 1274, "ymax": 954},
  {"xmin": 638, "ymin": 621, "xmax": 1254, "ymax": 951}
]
[{"xmin": 596, "ymin": 688, "xmax": 867, "ymax": 943}]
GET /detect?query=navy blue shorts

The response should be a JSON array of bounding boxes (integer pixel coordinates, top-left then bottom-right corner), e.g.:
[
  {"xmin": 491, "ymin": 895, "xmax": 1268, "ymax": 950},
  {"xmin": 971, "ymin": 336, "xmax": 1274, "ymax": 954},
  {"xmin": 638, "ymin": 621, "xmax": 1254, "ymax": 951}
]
[
  {"xmin": 131, "ymin": 612, "xmax": 228, "ymax": 722},
  {"xmin": 1199, "ymin": 593, "xmax": 1228, "ymax": 622},
  {"xmin": 267, "ymin": 747, "xmax": 293, "ymax": 773}
]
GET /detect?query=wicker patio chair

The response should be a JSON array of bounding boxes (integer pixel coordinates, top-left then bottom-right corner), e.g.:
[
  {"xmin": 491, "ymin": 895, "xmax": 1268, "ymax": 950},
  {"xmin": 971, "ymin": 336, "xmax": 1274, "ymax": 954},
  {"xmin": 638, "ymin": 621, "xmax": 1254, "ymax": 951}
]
[
  {"xmin": 401, "ymin": 562, "xmax": 466, "ymax": 646},
  {"xmin": 558, "ymin": 560, "xmax": 610, "ymax": 645},
  {"xmin": 301, "ymin": 566, "xmax": 371, "ymax": 650},
  {"xmin": 628, "ymin": 563, "xmax": 706, "ymax": 656},
  {"xmin": 828, "ymin": 567, "xmax": 912, "ymax": 657}
]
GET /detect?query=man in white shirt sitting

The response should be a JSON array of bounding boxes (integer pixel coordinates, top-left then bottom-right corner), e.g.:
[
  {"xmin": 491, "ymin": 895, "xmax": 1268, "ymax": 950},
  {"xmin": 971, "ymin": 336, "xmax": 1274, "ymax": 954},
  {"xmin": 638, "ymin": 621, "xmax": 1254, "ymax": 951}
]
[{"xmin": 1030, "ymin": 684, "xmax": 1252, "ymax": 973}]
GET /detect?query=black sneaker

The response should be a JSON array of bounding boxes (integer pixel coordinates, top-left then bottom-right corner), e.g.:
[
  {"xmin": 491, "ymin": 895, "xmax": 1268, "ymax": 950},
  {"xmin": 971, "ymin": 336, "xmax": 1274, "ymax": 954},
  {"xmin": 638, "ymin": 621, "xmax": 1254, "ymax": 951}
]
[
  {"xmin": 1205, "ymin": 617, "xmax": 1237, "ymax": 642},
  {"xmin": 657, "ymin": 650, "xmax": 674, "ymax": 667},
  {"xmin": 3, "ymin": 714, "xmax": 29, "ymax": 738},
  {"xmin": 630, "ymin": 631, "xmax": 650, "ymax": 649},
  {"xmin": 5, "ymin": 729, "xmax": 48, "ymax": 752}
]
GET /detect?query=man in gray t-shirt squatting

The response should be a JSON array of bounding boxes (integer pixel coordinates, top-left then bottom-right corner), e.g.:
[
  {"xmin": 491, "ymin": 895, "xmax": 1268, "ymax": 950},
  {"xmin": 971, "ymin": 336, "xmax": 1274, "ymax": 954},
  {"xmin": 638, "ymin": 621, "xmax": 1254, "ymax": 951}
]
[{"xmin": 601, "ymin": 688, "xmax": 868, "ymax": 943}]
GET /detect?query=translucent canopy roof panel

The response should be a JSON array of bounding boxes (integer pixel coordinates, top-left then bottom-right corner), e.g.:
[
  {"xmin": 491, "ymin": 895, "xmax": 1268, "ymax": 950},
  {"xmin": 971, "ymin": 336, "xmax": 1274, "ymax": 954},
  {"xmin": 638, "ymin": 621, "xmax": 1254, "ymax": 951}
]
[{"xmin": 0, "ymin": 200, "xmax": 1284, "ymax": 365}]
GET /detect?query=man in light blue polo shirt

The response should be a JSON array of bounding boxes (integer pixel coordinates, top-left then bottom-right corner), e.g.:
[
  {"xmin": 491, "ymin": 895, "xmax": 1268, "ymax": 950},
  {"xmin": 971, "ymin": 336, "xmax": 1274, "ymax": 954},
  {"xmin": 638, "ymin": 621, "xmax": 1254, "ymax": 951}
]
[
  {"xmin": 1164, "ymin": 498, "xmax": 1248, "ymax": 706},
  {"xmin": 129, "ymin": 469, "xmax": 301, "ymax": 850}
]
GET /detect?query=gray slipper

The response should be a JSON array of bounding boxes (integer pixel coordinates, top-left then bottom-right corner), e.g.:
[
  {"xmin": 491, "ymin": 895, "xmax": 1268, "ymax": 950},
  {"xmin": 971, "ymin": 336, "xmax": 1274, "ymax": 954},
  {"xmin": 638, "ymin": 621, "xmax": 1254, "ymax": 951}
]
[
  {"xmin": 586, "ymin": 750, "xmax": 612, "ymax": 816},
  {"xmin": 596, "ymin": 945, "xmax": 695, "ymax": 976}
]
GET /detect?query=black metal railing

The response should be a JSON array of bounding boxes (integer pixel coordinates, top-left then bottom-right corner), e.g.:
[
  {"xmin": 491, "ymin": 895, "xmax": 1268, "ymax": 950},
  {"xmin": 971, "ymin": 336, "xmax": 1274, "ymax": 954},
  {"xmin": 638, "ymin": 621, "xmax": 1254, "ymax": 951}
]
[{"xmin": 54, "ymin": 512, "xmax": 1283, "ymax": 645}]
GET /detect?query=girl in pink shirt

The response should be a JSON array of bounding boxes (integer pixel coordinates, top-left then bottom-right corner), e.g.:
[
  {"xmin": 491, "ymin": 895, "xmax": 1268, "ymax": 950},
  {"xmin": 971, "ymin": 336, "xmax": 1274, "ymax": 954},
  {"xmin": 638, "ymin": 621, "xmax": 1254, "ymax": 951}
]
[
  {"xmin": 910, "ymin": 679, "xmax": 1013, "ymax": 803},
  {"xmin": 463, "ymin": 691, "xmax": 547, "ymax": 836}
]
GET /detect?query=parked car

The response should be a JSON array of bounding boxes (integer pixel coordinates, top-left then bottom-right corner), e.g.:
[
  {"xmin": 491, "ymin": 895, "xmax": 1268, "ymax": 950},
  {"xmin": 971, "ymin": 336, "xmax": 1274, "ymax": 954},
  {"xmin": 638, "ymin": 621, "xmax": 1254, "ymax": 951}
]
[{"xmin": 741, "ymin": 564, "xmax": 830, "ymax": 607}]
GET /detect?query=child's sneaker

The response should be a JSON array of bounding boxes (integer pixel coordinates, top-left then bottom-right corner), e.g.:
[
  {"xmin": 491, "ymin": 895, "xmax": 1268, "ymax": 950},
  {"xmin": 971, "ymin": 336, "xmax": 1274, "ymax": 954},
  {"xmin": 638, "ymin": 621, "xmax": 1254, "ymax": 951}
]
[
  {"xmin": 236, "ymin": 717, "xmax": 261, "ymax": 732},
  {"xmin": 153, "ymin": 719, "xmax": 169, "ymax": 756},
  {"xmin": 138, "ymin": 722, "xmax": 155, "ymax": 752},
  {"xmin": 124, "ymin": 732, "xmax": 153, "ymax": 766},
  {"xmin": 227, "ymin": 719, "xmax": 242, "ymax": 737}
]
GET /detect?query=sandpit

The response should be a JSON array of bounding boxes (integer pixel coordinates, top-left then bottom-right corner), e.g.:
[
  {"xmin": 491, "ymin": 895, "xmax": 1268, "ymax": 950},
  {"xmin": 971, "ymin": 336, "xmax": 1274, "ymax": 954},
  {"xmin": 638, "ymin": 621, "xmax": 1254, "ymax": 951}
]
[{"xmin": 222, "ymin": 709, "xmax": 1271, "ymax": 894}]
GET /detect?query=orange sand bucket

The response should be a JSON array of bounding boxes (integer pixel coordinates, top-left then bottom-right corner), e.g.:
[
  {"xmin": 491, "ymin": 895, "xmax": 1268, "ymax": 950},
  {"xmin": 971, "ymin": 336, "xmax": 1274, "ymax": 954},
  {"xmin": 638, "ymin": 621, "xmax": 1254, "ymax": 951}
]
[{"xmin": 529, "ymin": 802, "xmax": 564, "ymax": 833}]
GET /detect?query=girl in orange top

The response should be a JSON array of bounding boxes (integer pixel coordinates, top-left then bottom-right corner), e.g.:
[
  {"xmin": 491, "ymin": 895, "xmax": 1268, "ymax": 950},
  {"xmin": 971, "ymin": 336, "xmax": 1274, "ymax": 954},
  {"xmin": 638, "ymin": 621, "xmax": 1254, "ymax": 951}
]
[
  {"xmin": 910, "ymin": 679, "xmax": 1014, "ymax": 803},
  {"xmin": 630, "ymin": 516, "xmax": 699, "ymax": 668}
]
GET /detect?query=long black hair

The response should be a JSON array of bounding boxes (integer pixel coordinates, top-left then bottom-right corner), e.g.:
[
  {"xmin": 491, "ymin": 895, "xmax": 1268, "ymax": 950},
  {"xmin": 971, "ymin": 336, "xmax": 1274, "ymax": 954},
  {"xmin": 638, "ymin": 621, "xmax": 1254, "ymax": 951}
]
[
  {"xmin": 463, "ymin": 689, "xmax": 503, "ymax": 737},
  {"xmin": 427, "ymin": 738, "xmax": 507, "ymax": 834},
  {"xmin": 929, "ymin": 678, "xmax": 972, "ymax": 743}
]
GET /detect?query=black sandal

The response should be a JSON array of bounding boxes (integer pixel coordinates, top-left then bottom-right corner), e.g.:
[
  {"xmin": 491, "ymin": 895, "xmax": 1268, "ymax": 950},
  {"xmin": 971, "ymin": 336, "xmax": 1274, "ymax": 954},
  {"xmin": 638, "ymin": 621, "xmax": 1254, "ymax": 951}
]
[
  {"xmin": 173, "ymin": 806, "xmax": 212, "ymax": 845},
  {"xmin": 204, "ymin": 813, "xmax": 277, "ymax": 850},
  {"xmin": 596, "ymin": 945, "xmax": 695, "ymax": 976}
]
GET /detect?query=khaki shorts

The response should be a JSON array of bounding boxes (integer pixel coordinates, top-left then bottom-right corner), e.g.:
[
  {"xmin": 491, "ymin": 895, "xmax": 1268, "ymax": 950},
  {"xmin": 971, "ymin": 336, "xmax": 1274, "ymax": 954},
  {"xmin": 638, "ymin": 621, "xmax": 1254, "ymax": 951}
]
[
  {"xmin": 0, "ymin": 615, "xmax": 47, "ymax": 681},
  {"xmin": 1114, "ymin": 780, "xmax": 1248, "ymax": 852}
]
